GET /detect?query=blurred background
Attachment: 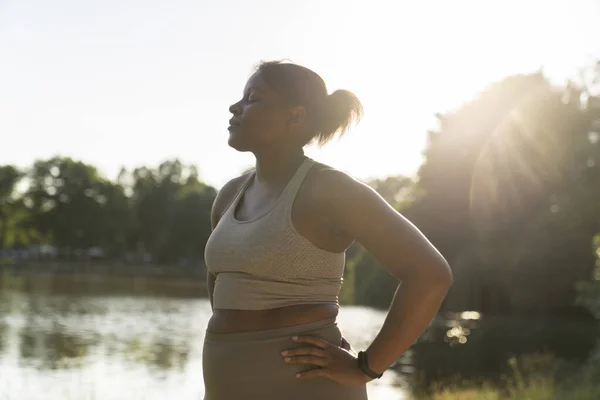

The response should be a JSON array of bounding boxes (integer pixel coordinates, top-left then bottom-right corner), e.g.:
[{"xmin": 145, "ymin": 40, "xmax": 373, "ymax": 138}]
[{"xmin": 1, "ymin": 0, "xmax": 600, "ymax": 399}]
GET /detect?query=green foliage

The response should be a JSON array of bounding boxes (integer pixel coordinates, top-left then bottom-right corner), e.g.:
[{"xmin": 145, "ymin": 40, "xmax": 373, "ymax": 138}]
[
  {"xmin": 426, "ymin": 387, "xmax": 500, "ymax": 400},
  {"xmin": 367, "ymin": 175, "xmax": 416, "ymax": 209},
  {"xmin": 401, "ymin": 68, "xmax": 600, "ymax": 313},
  {"xmin": 0, "ymin": 157, "xmax": 216, "ymax": 265},
  {"xmin": 0, "ymin": 165, "xmax": 26, "ymax": 248},
  {"xmin": 576, "ymin": 235, "xmax": 600, "ymax": 317},
  {"xmin": 420, "ymin": 353, "xmax": 600, "ymax": 400},
  {"xmin": 346, "ymin": 64, "xmax": 600, "ymax": 312},
  {"xmin": 352, "ymin": 244, "xmax": 398, "ymax": 309},
  {"xmin": 25, "ymin": 157, "xmax": 128, "ymax": 251},
  {"xmin": 123, "ymin": 160, "xmax": 216, "ymax": 263},
  {"xmin": 575, "ymin": 233, "xmax": 600, "ymax": 383}
]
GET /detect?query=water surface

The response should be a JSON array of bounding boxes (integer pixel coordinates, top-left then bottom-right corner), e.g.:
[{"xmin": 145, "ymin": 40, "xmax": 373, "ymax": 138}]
[{"xmin": 0, "ymin": 275, "xmax": 408, "ymax": 400}]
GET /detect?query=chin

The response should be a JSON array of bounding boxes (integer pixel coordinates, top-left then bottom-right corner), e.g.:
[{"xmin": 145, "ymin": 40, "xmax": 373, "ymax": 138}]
[{"xmin": 227, "ymin": 135, "xmax": 252, "ymax": 153}]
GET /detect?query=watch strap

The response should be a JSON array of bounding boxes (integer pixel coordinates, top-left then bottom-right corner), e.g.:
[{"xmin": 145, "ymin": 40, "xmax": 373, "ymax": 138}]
[{"xmin": 357, "ymin": 350, "xmax": 383, "ymax": 379}]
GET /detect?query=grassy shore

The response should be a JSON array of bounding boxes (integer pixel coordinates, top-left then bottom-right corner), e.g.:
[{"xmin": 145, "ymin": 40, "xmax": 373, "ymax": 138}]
[
  {"xmin": 425, "ymin": 381, "xmax": 600, "ymax": 400},
  {"xmin": 419, "ymin": 352, "xmax": 600, "ymax": 400}
]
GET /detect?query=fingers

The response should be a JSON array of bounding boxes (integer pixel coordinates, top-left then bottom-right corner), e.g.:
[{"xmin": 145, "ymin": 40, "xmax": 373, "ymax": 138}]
[
  {"xmin": 281, "ymin": 346, "xmax": 330, "ymax": 367},
  {"xmin": 281, "ymin": 347, "xmax": 327, "ymax": 358},
  {"xmin": 282, "ymin": 336, "xmax": 336, "ymax": 374},
  {"xmin": 284, "ymin": 355, "xmax": 329, "ymax": 366},
  {"xmin": 296, "ymin": 368, "xmax": 330, "ymax": 379},
  {"xmin": 291, "ymin": 335, "xmax": 330, "ymax": 349}
]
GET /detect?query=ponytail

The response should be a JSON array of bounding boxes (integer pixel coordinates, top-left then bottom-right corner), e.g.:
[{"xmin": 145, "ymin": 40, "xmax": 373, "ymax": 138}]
[{"xmin": 316, "ymin": 89, "xmax": 363, "ymax": 146}]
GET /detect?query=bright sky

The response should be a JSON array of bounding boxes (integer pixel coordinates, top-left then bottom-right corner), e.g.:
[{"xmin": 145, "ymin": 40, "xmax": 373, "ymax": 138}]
[{"xmin": 1, "ymin": 0, "xmax": 599, "ymax": 189}]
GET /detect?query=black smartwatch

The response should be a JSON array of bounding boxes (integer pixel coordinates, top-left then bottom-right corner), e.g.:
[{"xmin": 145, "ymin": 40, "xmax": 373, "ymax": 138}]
[{"xmin": 357, "ymin": 350, "xmax": 384, "ymax": 379}]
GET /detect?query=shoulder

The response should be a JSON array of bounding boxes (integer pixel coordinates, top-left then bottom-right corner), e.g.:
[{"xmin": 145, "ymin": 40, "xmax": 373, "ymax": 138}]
[
  {"xmin": 303, "ymin": 159, "xmax": 412, "ymax": 241},
  {"xmin": 301, "ymin": 161, "xmax": 384, "ymax": 233},
  {"xmin": 305, "ymin": 161, "xmax": 377, "ymax": 209},
  {"xmin": 211, "ymin": 170, "xmax": 254, "ymax": 229}
]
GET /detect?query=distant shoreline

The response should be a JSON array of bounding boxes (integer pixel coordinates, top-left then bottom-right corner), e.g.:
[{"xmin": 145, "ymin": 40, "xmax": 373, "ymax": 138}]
[
  {"xmin": 0, "ymin": 264, "xmax": 208, "ymax": 298},
  {"xmin": 0, "ymin": 261, "xmax": 206, "ymax": 279}
]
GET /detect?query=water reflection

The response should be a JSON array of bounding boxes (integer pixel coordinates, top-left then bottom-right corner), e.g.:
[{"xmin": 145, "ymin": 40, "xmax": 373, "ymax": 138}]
[
  {"xmin": 19, "ymin": 322, "xmax": 95, "ymax": 369},
  {"xmin": 0, "ymin": 322, "xmax": 6, "ymax": 354},
  {"xmin": 0, "ymin": 275, "xmax": 408, "ymax": 399},
  {"xmin": 117, "ymin": 336, "xmax": 191, "ymax": 371},
  {"xmin": 4, "ymin": 292, "xmax": 196, "ymax": 373}
]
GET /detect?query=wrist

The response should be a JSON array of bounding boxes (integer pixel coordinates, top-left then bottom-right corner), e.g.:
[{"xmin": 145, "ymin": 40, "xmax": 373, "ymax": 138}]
[
  {"xmin": 364, "ymin": 345, "xmax": 389, "ymax": 374},
  {"xmin": 356, "ymin": 350, "xmax": 384, "ymax": 380}
]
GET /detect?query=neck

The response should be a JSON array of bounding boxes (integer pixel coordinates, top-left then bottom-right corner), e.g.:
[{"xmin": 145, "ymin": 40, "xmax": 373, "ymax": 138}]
[{"xmin": 253, "ymin": 146, "xmax": 306, "ymax": 186}]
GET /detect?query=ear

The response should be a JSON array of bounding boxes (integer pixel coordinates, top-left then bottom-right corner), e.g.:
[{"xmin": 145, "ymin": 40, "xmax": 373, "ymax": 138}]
[{"xmin": 286, "ymin": 106, "xmax": 307, "ymax": 130}]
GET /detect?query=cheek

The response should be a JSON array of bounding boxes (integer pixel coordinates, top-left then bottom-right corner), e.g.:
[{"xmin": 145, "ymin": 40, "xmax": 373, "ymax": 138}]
[{"xmin": 242, "ymin": 108, "xmax": 285, "ymax": 141}]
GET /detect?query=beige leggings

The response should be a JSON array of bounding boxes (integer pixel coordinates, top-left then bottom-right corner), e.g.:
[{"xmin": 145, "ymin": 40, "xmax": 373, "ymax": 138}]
[{"xmin": 202, "ymin": 317, "xmax": 369, "ymax": 400}]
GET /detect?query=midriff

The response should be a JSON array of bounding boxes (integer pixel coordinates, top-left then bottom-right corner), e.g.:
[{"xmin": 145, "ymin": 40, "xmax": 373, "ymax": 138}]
[{"xmin": 206, "ymin": 303, "xmax": 339, "ymax": 333}]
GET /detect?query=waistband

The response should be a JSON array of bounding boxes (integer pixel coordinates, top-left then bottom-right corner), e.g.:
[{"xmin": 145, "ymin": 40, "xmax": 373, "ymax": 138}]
[{"xmin": 204, "ymin": 317, "xmax": 337, "ymax": 343}]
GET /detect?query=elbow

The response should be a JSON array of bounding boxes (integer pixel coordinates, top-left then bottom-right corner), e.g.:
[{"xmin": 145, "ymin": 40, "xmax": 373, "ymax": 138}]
[
  {"xmin": 435, "ymin": 259, "xmax": 453, "ymax": 290},
  {"xmin": 405, "ymin": 258, "xmax": 453, "ymax": 290},
  {"xmin": 438, "ymin": 261, "xmax": 453, "ymax": 289},
  {"xmin": 425, "ymin": 259, "xmax": 453, "ymax": 290}
]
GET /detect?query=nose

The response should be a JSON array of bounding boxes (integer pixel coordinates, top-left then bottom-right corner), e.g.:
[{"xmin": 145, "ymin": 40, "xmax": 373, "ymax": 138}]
[{"xmin": 229, "ymin": 100, "xmax": 242, "ymax": 115}]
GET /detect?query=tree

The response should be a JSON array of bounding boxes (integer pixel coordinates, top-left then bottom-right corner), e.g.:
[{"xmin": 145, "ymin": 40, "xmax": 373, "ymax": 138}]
[
  {"xmin": 0, "ymin": 165, "xmax": 24, "ymax": 248},
  {"xmin": 367, "ymin": 175, "xmax": 416, "ymax": 209},
  {"xmin": 402, "ymin": 70, "xmax": 600, "ymax": 313},
  {"xmin": 25, "ymin": 157, "xmax": 129, "ymax": 256},
  {"xmin": 126, "ymin": 159, "xmax": 216, "ymax": 263}
]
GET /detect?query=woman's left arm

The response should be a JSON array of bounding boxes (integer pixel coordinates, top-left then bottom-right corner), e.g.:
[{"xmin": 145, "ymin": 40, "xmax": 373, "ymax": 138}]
[{"xmin": 322, "ymin": 170, "xmax": 453, "ymax": 375}]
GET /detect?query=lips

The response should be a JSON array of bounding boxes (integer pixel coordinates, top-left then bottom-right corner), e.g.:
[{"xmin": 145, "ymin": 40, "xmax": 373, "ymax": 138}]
[{"xmin": 228, "ymin": 119, "xmax": 240, "ymax": 131}]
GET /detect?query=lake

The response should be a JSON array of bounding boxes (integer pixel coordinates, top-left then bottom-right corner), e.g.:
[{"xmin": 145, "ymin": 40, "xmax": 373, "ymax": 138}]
[
  {"xmin": 0, "ymin": 273, "xmax": 408, "ymax": 400},
  {"xmin": 1, "ymin": 272, "xmax": 597, "ymax": 400}
]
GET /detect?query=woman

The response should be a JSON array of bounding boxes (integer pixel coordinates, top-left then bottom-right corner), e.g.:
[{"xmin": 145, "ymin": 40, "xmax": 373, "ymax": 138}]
[{"xmin": 202, "ymin": 61, "xmax": 452, "ymax": 400}]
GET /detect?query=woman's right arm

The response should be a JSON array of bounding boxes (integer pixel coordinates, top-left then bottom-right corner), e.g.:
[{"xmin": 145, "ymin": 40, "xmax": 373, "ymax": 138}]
[{"xmin": 206, "ymin": 172, "xmax": 252, "ymax": 311}]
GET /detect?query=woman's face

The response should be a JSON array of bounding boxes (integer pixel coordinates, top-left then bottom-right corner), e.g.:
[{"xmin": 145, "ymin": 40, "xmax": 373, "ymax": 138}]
[{"xmin": 228, "ymin": 72, "xmax": 303, "ymax": 152}]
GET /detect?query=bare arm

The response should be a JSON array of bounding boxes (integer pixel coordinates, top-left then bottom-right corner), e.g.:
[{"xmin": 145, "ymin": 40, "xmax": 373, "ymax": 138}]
[{"xmin": 319, "ymin": 170, "xmax": 453, "ymax": 374}]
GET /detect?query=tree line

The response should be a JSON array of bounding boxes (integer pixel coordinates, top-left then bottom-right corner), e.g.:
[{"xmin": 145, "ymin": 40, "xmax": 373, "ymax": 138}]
[{"xmin": 0, "ymin": 158, "xmax": 216, "ymax": 264}]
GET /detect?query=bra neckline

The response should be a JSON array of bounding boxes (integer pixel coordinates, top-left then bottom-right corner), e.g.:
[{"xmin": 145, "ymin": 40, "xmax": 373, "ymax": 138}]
[{"xmin": 231, "ymin": 157, "xmax": 312, "ymax": 224}]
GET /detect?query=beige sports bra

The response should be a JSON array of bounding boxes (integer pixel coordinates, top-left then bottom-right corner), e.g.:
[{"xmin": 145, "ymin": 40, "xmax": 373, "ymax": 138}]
[{"xmin": 204, "ymin": 157, "xmax": 345, "ymax": 310}]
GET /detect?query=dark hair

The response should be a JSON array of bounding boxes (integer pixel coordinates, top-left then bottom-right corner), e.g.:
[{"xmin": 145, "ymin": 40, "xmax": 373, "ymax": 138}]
[{"xmin": 255, "ymin": 61, "xmax": 363, "ymax": 146}]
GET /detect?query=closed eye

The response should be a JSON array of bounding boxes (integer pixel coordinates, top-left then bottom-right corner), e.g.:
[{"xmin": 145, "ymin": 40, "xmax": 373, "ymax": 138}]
[
  {"xmin": 247, "ymin": 93, "xmax": 261, "ymax": 103},
  {"xmin": 243, "ymin": 87, "xmax": 262, "ymax": 104}
]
